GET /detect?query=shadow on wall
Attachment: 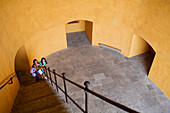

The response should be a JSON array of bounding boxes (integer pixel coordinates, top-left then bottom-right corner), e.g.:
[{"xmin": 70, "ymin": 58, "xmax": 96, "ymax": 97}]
[{"xmin": 15, "ymin": 45, "xmax": 30, "ymax": 72}]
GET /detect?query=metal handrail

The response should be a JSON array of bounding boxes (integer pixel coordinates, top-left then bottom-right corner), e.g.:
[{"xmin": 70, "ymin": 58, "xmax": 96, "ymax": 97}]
[
  {"xmin": 45, "ymin": 67, "xmax": 139, "ymax": 113},
  {"xmin": 0, "ymin": 74, "xmax": 17, "ymax": 90},
  {"xmin": 48, "ymin": 76, "xmax": 85, "ymax": 113}
]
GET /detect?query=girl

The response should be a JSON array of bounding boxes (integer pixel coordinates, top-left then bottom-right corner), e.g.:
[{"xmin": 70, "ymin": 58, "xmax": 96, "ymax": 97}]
[
  {"xmin": 30, "ymin": 59, "xmax": 40, "ymax": 82},
  {"xmin": 39, "ymin": 57, "xmax": 48, "ymax": 79}
]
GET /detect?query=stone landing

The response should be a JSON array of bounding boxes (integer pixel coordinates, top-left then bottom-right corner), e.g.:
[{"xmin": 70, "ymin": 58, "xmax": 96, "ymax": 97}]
[{"xmin": 46, "ymin": 45, "xmax": 170, "ymax": 113}]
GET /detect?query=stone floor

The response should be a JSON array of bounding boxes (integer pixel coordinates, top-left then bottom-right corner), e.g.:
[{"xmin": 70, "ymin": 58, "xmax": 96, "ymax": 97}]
[
  {"xmin": 45, "ymin": 32, "xmax": 170, "ymax": 113},
  {"xmin": 12, "ymin": 71, "xmax": 70, "ymax": 113},
  {"xmin": 66, "ymin": 31, "xmax": 91, "ymax": 48}
]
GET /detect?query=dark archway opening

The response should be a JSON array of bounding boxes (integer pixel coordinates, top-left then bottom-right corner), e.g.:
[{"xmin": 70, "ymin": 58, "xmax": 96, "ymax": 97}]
[{"xmin": 15, "ymin": 46, "xmax": 30, "ymax": 84}]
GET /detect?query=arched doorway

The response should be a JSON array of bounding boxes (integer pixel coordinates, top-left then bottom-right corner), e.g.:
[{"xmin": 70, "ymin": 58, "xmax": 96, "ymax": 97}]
[
  {"xmin": 15, "ymin": 45, "xmax": 30, "ymax": 72},
  {"xmin": 129, "ymin": 34, "xmax": 155, "ymax": 75},
  {"xmin": 65, "ymin": 20, "xmax": 93, "ymax": 47},
  {"xmin": 15, "ymin": 45, "xmax": 30, "ymax": 84}
]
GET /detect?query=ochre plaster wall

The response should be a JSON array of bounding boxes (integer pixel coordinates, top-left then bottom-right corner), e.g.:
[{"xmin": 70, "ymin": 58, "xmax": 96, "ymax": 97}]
[
  {"xmin": 129, "ymin": 34, "xmax": 151, "ymax": 57},
  {"xmin": 85, "ymin": 21, "xmax": 93, "ymax": 44},
  {"xmin": 0, "ymin": 0, "xmax": 170, "ymax": 112},
  {"xmin": 66, "ymin": 20, "xmax": 85, "ymax": 33},
  {"xmin": 0, "ymin": 77, "xmax": 19, "ymax": 113},
  {"xmin": 25, "ymin": 25, "xmax": 67, "ymax": 64},
  {"xmin": 0, "ymin": 23, "xmax": 20, "ymax": 112}
]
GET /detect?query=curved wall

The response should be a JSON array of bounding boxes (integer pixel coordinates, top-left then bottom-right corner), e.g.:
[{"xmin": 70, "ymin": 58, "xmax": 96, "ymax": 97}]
[{"xmin": 0, "ymin": 0, "xmax": 170, "ymax": 112}]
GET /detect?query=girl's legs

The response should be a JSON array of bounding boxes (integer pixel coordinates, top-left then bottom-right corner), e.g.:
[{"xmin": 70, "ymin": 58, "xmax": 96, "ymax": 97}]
[
  {"xmin": 35, "ymin": 71, "xmax": 39, "ymax": 82},
  {"xmin": 41, "ymin": 69, "xmax": 46, "ymax": 79},
  {"xmin": 38, "ymin": 69, "xmax": 43, "ymax": 79}
]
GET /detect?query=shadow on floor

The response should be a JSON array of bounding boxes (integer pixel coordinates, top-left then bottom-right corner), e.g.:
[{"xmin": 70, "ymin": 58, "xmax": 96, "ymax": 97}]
[{"xmin": 130, "ymin": 51, "xmax": 155, "ymax": 75}]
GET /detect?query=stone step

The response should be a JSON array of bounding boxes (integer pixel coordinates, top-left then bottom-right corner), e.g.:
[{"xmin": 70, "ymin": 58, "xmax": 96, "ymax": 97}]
[
  {"xmin": 14, "ymin": 91, "xmax": 61, "ymax": 106},
  {"xmin": 16, "ymin": 81, "xmax": 51, "ymax": 94},
  {"xmin": 12, "ymin": 71, "xmax": 70, "ymax": 113},
  {"xmin": 12, "ymin": 92, "xmax": 65, "ymax": 112},
  {"xmin": 19, "ymin": 80, "xmax": 50, "ymax": 92},
  {"xmin": 37, "ymin": 104, "xmax": 70, "ymax": 113},
  {"xmin": 17, "ymin": 71, "xmax": 37, "ymax": 86}
]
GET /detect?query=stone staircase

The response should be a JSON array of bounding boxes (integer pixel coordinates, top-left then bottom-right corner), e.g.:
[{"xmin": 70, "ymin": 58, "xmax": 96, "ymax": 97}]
[{"xmin": 11, "ymin": 71, "xmax": 70, "ymax": 113}]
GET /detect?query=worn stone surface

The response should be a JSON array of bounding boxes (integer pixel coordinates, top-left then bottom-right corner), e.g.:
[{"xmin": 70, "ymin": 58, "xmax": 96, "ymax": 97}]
[
  {"xmin": 11, "ymin": 71, "xmax": 71, "ymax": 113},
  {"xmin": 46, "ymin": 32, "xmax": 170, "ymax": 113},
  {"xmin": 66, "ymin": 31, "xmax": 91, "ymax": 48}
]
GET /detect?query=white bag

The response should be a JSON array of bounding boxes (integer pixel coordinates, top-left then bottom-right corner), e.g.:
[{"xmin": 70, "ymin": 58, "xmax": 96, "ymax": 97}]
[
  {"xmin": 30, "ymin": 68, "xmax": 36, "ymax": 77},
  {"xmin": 38, "ymin": 69, "xmax": 43, "ymax": 75},
  {"xmin": 32, "ymin": 73, "xmax": 36, "ymax": 77}
]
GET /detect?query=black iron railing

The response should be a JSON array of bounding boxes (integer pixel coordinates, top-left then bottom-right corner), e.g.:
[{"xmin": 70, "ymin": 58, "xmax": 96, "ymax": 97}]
[
  {"xmin": 0, "ymin": 74, "xmax": 17, "ymax": 90},
  {"xmin": 45, "ymin": 67, "xmax": 139, "ymax": 113}
]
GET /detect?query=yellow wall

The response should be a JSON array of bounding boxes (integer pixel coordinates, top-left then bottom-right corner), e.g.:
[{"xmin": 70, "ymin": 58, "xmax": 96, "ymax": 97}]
[
  {"xmin": 129, "ymin": 34, "xmax": 151, "ymax": 57},
  {"xmin": 25, "ymin": 25, "xmax": 67, "ymax": 65},
  {"xmin": 0, "ymin": 0, "xmax": 170, "ymax": 112},
  {"xmin": 85, "ymin": 21, "xmax": 93, "ymax": 44},
  {"xmin": 66, "ymin": 20, "xmax": 85, "ymax": 33},
  {"xmin": 0, "ymin": 9, "xmax": 20, "ymax": 111},
  {"xmin": 0, "ymin": 77, "xmax": 20, "ymax": 113}
]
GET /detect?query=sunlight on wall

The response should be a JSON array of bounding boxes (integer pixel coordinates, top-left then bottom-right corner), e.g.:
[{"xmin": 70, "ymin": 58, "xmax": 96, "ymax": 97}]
[{"xmin": 129, "ymin": 34, "xmax": 152, "ymax": 57}]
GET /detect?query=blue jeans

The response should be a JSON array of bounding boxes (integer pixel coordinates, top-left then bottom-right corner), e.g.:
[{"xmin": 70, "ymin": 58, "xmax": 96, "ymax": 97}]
[
  {"xmin": 41, "ymin": 69, "xmax": 45, "ymax": 74},
  {"xmin": 35, "ymin": 71, "xmax": 39, "ymax": 82}
]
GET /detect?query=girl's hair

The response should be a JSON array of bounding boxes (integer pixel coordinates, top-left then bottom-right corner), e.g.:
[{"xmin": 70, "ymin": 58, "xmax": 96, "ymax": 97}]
[
  {"xmin": 41, "ymin": 57, "xmax": 47, "ymax": 65},
  {"xmin": 32, "ymin": 59, "xmax": 38, "ymax": 67}
]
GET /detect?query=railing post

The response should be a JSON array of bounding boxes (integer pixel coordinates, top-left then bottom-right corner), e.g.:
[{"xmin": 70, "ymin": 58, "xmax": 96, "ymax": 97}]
[
  {"xmin": 84, "ymin": 81, "xmax": 90, "ymax": 113},
  {"xmin": 48, "ymin": 67, "xmax": 53, "ymax": 86},
  {"xmin": 62, "ymin": 73, "xmax": 68, "ymax": 103},
  {"xmin": 53, "ymin": 69, "xmax": 59, "ymax": 93},
  {"xmin": 45, "ymin": 67, "xmax": 49, "ymax": 81}
]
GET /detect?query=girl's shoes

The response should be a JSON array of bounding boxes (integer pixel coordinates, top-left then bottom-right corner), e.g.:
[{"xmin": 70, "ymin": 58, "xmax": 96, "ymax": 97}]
[{"xmin": 44, "ymin": 77, "xmax": 47, "ymax": 79}]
